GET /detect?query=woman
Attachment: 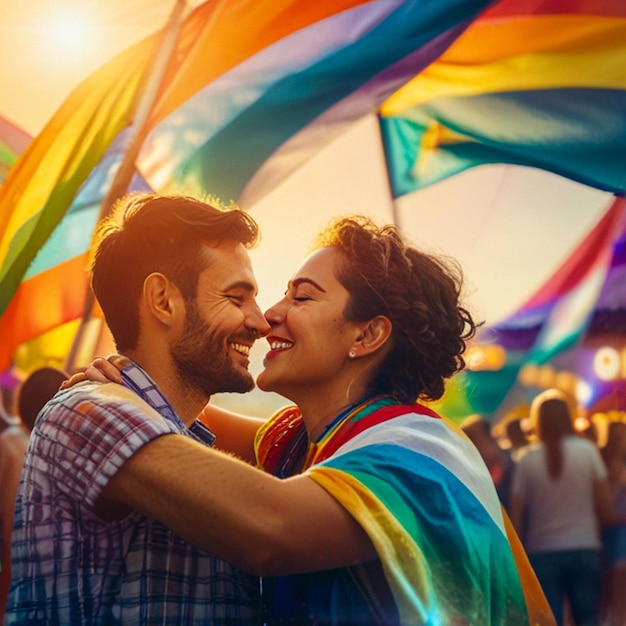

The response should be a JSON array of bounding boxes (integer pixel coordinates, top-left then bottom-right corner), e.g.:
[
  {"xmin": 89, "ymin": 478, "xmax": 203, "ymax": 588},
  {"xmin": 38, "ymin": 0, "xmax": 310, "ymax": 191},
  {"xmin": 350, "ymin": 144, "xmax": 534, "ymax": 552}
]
[
  {"xmin": 509, "ymin": 389, "xmax": 614, "ymax": 626},
  {"xmin": 80, "ymin": 216, "xmax": 553, "ymax": 625}
]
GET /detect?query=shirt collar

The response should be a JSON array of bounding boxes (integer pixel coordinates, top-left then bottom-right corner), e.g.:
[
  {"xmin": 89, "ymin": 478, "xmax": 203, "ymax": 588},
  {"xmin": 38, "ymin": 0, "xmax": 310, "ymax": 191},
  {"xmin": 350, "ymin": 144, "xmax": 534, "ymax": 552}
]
[{"xmin": 120, "ymin": 361, "xmax": 216, "ymax": 447}]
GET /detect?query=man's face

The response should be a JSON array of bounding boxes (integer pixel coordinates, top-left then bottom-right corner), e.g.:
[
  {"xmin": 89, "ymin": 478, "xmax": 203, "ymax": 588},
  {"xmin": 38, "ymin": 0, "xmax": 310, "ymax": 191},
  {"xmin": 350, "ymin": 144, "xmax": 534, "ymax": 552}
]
[{"xmin": 170, "ymin": 241, "xmax": 270, "ymax": 397}]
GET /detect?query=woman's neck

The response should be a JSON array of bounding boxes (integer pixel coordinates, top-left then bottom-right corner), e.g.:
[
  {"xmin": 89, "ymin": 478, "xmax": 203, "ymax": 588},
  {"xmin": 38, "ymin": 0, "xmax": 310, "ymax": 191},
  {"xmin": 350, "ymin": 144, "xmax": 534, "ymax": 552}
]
[{"xmin": 294, "ymin": 381, "xmax": 371, "ymax": 442}]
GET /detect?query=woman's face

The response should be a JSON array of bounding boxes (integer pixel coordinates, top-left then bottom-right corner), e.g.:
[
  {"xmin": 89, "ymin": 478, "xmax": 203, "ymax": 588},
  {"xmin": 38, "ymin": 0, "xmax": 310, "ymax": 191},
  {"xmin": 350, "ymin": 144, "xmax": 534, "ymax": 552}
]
[{"xmin": 256, "ymin": 247, "xmax": 363, "ymax": 399}]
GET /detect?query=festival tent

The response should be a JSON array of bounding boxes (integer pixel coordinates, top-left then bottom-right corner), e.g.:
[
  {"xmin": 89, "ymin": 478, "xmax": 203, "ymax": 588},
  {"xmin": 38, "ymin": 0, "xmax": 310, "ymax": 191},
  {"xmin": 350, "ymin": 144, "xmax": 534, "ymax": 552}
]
[{"xmin": 0, "ymin": 0, "xmax": 624, "ymax": 419}]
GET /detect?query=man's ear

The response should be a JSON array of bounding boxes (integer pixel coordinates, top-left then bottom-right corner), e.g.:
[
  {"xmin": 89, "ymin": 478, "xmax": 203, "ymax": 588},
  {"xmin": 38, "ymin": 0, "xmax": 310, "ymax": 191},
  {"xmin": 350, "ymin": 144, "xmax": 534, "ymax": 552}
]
[
  {"xmin": 143, "ymin": 273, "xmax": 183, "ymax": 326},
  {"xmin": 352, "ymin": 315, "xmax": 393, "ymax": 357}
]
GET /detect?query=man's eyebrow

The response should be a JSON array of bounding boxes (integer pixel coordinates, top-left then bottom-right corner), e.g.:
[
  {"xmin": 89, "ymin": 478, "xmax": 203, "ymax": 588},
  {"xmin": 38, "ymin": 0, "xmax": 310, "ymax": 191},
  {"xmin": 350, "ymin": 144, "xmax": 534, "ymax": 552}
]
[
  {"xmin": 291, "ymin": 277, "xmax": 326, "ymax": 292},
  {"xmin": 223, "ymin": 280, "xmax": 256, "ymax": 293}
]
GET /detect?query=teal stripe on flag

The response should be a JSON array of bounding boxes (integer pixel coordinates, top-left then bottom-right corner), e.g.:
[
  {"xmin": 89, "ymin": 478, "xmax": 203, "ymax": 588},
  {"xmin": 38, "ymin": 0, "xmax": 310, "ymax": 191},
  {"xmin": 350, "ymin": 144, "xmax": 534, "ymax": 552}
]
[
  {"xmin": 148, "ymin": 0, "xmax": 490, "ymax": 201},
  {"xmin": 381, "ymin": 87, "xmax": 626, "ymax": 198},
  {"xmin": 320, "ymin": 444, "xmax": 526, "ymax": 621}
]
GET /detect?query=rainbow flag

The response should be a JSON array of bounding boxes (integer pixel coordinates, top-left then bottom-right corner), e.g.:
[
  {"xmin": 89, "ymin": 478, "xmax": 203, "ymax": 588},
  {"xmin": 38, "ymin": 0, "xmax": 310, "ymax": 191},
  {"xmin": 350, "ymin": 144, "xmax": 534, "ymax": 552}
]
[
  {"xmin": 257, "ymin": 397, "xmax": 554, "ymax": 624},
  {"xmin": 0, "ymin": 116, "xmax": 31, "ymax": 185},
  {"xmin": 0, "ymin": 33, "xmax": 160, "ymax": 373},
  {"xmin": 0, "ymin": 0, "xmax": 496, "ymax": 374},
  {"xmin": 435, "ymin": 196, "xmax": 626, "ymax": 419},
  {"xmin": 379, "ymin": 0, "xmax": 626, "ymax": 198}
]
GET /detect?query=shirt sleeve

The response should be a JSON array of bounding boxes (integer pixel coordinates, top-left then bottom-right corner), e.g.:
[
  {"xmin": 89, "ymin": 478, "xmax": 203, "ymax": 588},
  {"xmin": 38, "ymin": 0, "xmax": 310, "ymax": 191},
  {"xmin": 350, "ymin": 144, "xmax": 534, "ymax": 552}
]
[
  {"xmin": 588, "ymin": 441, "xmax": 608, "ymax": 480},
  {"xmin": 510, "ymin": 455, "xmax": 528, "ymax": 499},
  {"xmin": 32, "ymin": 382, "xmax": 181, "ymax": 509}
]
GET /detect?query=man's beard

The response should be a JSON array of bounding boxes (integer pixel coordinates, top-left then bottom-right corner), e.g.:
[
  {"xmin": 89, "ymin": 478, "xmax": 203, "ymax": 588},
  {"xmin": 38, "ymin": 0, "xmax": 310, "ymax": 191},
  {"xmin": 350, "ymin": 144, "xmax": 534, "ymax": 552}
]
[{"xmin": 170, "ymin": 300, "xmax": 255, "ymax": 397}]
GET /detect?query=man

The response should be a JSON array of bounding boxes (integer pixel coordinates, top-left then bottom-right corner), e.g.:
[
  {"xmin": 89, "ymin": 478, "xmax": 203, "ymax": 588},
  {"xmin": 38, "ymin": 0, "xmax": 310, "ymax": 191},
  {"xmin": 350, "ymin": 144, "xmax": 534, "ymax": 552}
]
[{"xmin": 6, "ymin": 193, "xmax": 271, "ymax": 625}]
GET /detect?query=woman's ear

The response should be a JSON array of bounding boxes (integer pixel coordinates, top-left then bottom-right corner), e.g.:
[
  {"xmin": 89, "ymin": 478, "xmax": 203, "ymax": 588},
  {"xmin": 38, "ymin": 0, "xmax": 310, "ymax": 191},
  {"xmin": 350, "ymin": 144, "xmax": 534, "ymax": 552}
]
[{"xmin": 352, "ymin": 315, "xmax": 393, "ymax": 357}]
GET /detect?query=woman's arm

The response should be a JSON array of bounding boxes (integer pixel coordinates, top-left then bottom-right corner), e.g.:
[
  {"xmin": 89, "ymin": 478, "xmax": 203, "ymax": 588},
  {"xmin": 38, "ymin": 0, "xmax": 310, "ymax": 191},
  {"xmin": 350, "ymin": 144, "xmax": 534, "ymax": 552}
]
[
  {"xmin": 199, "ymin": 404, "xmax": 266, "ymax": 463},
  {"xmin": 64, "ymin": 357, "xmax": 267, "ymax": 462},
  {"xmin": 594, "ymin": 477, "xmax": 616, "ymax": 526},
  {"xmin": 97, "ymin": 433, "xmax": 376, "ymax": 576}
]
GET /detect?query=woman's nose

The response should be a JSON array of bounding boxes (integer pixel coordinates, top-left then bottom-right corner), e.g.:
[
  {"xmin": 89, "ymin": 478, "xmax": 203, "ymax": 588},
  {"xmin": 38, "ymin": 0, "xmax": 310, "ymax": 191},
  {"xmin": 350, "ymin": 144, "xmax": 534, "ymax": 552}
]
[
  {"xmin": 248, "ymin": 302, "xmax": 271, "ymax": 337},
  {"xmin": 264, "ymin": 299, "xmax": 286, "ymax": 325}
]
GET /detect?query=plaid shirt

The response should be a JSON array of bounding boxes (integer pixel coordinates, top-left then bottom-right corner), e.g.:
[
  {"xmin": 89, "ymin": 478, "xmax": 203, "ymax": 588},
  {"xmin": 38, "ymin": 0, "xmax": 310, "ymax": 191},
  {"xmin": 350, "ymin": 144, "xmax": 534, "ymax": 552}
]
[{"xmin": 6, "ymin": 363, "xmax": 261, "ymax": 625}]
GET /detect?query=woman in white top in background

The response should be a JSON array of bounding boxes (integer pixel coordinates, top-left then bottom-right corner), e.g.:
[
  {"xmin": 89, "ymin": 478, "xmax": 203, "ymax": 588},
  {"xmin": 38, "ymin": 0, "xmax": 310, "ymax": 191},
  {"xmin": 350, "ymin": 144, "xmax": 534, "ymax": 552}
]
[{"xmin": 510, "ymin": 389, "xmax": 614, "ymax": 626}]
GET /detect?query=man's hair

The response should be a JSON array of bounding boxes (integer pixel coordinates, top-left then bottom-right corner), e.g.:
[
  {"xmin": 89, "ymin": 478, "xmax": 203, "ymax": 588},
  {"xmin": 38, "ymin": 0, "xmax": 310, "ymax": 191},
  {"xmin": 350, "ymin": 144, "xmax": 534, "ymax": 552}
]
[
  {"xmin": 90, "ymin": 193, "xmax": 260, "ymax": 351},
  {"xmin": 312, "ymin": 215, "xmax": 479, "ymax": 404}
]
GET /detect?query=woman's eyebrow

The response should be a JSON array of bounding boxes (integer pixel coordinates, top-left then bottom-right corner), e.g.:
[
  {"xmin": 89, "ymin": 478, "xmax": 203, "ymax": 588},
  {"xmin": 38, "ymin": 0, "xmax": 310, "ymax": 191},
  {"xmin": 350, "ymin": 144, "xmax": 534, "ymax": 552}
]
[{"xmin": 291, "ymin": 277, "xmax": 326, "ymax": 292}]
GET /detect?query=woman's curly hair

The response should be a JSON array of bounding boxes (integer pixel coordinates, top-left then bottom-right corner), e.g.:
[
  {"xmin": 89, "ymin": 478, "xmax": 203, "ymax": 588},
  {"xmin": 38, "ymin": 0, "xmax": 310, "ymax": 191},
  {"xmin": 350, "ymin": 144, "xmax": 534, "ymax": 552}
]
[{"xmin": 312, "ymin": 215, "xmax": 480, "ymax": 404}]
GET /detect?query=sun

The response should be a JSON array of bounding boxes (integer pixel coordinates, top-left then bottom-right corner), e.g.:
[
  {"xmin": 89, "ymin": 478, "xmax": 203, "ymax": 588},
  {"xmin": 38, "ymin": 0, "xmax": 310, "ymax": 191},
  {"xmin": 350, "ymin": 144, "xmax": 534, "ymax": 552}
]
[{"xmin": 41, "ymin": 9, "xmax": 96, "ymax": 60}]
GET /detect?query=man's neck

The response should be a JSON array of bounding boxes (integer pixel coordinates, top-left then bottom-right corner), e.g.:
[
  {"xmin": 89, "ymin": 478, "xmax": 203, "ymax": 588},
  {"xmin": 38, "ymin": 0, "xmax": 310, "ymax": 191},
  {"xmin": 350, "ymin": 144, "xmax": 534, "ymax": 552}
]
[{"xmin": 123, "ymin": 350, "xmax": 207, "ymax": 428}]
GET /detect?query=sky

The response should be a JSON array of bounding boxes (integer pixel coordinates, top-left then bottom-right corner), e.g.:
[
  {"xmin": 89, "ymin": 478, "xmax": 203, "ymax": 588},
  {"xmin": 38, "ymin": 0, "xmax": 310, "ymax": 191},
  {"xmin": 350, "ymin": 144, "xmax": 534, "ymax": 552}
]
[
  {"xmin": 0, "ymin": 0, "xmax": 187, "ymax": 135},
  {"xmin": 0, "ymin": 0, "xmax": 615, "ymax": 412}
]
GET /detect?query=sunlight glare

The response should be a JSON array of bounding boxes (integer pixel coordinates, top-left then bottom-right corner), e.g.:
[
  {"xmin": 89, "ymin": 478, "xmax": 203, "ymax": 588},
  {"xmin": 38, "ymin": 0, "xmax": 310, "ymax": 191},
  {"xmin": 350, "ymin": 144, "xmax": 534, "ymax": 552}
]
[{"xmin": 44, "ymin": 10, "xmax": 94, "ymax": 59}]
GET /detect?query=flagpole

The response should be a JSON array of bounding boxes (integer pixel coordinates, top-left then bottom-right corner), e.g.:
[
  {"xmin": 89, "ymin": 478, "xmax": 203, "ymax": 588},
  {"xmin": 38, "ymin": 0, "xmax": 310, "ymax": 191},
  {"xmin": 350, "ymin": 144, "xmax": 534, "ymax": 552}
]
[
  {"xmin": 65, "ymin": 0, "xmax": 189, "ymax": 372},
  {"xmin": 375, "ymin": 112, "xmax": 403, "ymax": 232}
]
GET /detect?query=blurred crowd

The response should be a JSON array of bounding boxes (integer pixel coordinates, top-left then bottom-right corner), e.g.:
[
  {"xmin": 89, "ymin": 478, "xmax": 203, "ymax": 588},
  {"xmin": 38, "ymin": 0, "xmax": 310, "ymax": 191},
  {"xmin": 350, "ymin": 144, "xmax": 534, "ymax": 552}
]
[{"xmin": 463, "ymin": 392, "xmax": 626, "ymax": 626}]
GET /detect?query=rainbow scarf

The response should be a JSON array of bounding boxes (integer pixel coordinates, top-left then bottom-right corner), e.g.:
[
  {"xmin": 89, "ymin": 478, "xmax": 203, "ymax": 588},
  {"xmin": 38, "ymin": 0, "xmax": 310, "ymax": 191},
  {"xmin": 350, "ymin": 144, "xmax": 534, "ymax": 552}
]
[{"xmin": 256, "ymin": 397, "xmax": 554, "ymax": 625}]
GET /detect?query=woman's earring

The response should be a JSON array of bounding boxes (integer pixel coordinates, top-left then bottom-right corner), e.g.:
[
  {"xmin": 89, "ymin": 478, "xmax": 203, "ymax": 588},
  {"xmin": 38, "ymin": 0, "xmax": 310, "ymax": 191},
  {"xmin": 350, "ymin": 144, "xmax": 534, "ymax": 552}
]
[{"xmin": 348, "ymin": 350, "xmax": 357, "ymax": 359}]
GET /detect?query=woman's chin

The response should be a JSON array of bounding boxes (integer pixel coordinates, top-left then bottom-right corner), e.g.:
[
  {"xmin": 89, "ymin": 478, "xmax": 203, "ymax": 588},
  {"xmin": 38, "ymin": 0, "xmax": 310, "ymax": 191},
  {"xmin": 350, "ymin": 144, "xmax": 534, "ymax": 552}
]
[
  {"xmin": 256, "ymin": 371, "xmax": 274, "ymax": 393},
  {"xmin": 258, "ymin": 371, "xmax": 293, "ymax": 399}
]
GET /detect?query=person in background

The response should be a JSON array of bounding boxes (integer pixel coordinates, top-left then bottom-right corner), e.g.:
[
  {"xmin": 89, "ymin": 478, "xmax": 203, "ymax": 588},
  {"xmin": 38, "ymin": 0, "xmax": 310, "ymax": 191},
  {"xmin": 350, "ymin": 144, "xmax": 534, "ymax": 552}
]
[
  {"xmin": 509, "ymin": 389, "xmax": 614, "ymax": 626},
  {"xmin": 80, "ymin": 215, "xmax": 555, "ymax": 625},
  {"xmin": 16, "ymin": 367, "xmax": 68, "ymax": 432},
  {"xmin": 599, "ymin": 419, "xmax": 626, "ymax": 626},
  {"xmin": 7, "ymin": 193, "xmax": 270, "ymax": 625},
  {"xmin": 0, "ymin": 366, "xmax": 67, "ymax": 619},
  {"xmin": 505, "ymin": 416, "xmax": 530, "ymax": 461},
  {"xmin": 0, "ymin": 367, "xmax": 67, "ymax": 618},
  {"xmin": 0, "ymin": 411, "xmax": 28, "ymax": 620},
  {"xmin": 461, "ymin": 414, "xmax": 514, "ymax": 510}
]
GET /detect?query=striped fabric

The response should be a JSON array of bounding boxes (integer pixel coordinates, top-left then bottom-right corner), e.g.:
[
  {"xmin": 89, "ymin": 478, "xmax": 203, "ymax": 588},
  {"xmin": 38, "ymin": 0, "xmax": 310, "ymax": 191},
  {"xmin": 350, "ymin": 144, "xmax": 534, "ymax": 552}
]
[
  {"xmin": 0, "ymin": 0, "xmax": 496, "ymax": 373},
  {"xmin": 135, "ymin": 0, "xmax": 492, "ymax": 204},
  {"xmin": 0, "ymin": 116, "xmax": 30, "ymax": 185},
  {"xmin": 433, "ymin": 195, "xmax": 626, "ymax": 419},
  {"xmin": 379, "ymin": 0, "xmax": 626, "ymax": 198},
  {"xmin": 256, "ymin": 396, "xmax": 554, "ymax": 625}
]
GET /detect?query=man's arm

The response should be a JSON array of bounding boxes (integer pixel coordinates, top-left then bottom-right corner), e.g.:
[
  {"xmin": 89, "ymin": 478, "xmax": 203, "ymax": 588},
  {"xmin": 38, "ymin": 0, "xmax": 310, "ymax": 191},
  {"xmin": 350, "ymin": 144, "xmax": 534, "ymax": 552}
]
[{"xmin": 97, "ymin": 433, "xmax": 377, "ymax": 576}]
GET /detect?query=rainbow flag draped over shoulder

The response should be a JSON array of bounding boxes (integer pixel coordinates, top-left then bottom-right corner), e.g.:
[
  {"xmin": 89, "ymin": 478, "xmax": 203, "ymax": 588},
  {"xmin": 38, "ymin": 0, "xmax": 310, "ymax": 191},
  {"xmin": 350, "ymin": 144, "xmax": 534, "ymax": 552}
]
[
  {"xmin": 256, "ymin": 397, "xmax": 554, "ymax": 625},
  {"xmin": 0, "ymin": 0, "xmax": 497, "ymax": 374},
  {"xmin": 379, "ymin": 0, "xmax": 626, "ymax": 197}
]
